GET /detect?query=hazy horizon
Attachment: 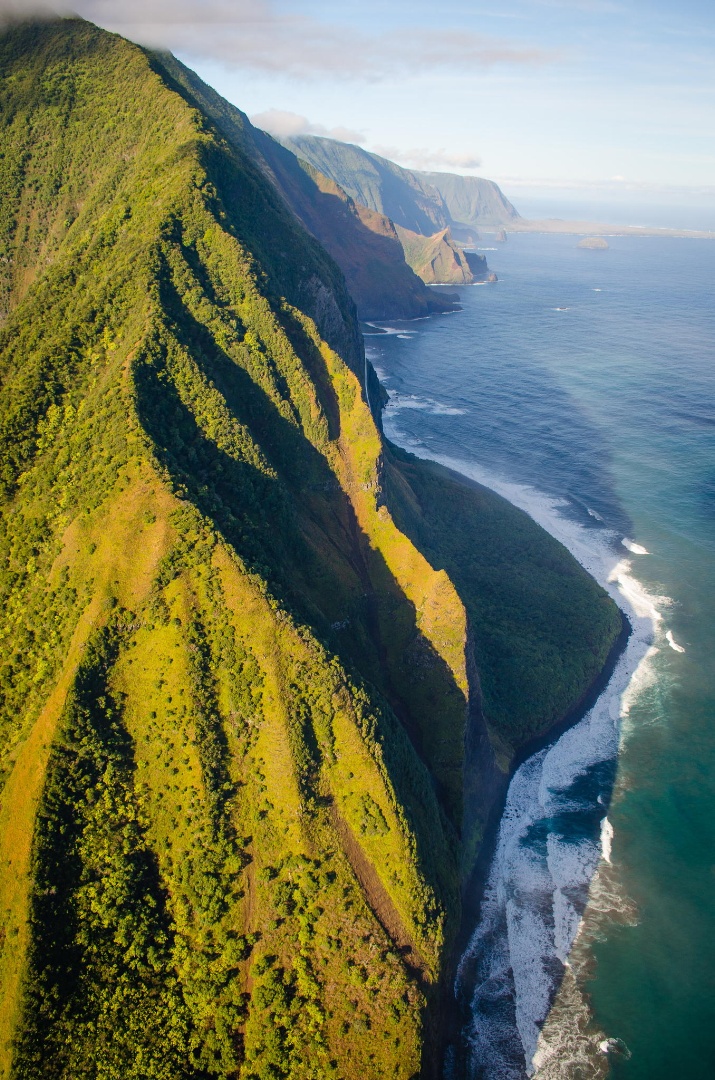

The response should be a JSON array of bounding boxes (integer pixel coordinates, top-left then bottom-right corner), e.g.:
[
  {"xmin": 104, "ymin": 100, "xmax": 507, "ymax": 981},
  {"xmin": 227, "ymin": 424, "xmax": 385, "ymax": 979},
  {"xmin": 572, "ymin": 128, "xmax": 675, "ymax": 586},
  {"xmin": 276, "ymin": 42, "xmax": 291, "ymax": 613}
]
[{"xmin": 4, "ymin": 0, "xmax": 713, "ymax": 224}]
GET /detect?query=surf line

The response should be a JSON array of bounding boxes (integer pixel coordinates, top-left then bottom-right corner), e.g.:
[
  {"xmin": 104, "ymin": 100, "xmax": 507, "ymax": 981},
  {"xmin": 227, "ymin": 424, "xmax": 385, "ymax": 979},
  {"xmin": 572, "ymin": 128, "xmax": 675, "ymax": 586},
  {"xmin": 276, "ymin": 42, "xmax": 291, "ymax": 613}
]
[{"xmin": 380, "ymin": 427, "xmax": 666, "ymax": 1078}]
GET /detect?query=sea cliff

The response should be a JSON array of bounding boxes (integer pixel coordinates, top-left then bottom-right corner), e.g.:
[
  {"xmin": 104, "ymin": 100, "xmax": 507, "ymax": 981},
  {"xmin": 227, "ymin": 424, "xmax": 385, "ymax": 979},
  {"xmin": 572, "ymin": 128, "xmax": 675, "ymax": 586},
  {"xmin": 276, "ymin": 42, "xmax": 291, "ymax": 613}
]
[{"xmin": 0, "ymin": 18, "xmax": 622, "ymax": 1080}]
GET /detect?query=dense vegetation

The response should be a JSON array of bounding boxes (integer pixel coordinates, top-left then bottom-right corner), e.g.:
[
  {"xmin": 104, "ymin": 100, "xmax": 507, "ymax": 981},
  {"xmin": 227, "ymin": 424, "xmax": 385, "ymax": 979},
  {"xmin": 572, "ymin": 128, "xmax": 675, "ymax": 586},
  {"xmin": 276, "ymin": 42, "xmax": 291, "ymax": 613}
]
[
  {"xmin": 383, "ymin": 448, "xmax": 623, "ymax": 760},
  {"xmin": 0, "ymin": 18, "xmax": 621, "ymax": 1080}
]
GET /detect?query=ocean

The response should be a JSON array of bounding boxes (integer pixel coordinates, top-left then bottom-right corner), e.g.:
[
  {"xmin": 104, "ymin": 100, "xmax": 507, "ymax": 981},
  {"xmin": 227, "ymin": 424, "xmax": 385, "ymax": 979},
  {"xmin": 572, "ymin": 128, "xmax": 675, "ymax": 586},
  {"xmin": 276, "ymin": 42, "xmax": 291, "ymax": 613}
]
[{"xmin": 363, "ymin": 232, "xmax": 715, "ymax": 1079}]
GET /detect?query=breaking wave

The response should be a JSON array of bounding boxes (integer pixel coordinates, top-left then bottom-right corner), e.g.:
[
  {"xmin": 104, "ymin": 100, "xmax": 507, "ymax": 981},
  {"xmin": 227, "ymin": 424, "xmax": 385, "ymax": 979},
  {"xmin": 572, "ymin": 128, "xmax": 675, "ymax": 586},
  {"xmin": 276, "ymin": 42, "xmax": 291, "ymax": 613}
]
[
  {"xmin": 385, "ymin": 391, "xmax": 466, "ymax": 416},
  {"xmin": 380, "ymin": 431, "xmax": 678, "ymax": 1078}
]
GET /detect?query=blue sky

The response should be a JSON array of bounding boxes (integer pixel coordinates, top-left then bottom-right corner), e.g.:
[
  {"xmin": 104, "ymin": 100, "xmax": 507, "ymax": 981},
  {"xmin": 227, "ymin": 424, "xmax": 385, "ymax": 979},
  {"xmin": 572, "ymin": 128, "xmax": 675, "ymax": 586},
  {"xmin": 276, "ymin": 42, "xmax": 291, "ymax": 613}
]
[{"xmin": 14, "ymin": 0, "xmax": 715, "ymax": 215}]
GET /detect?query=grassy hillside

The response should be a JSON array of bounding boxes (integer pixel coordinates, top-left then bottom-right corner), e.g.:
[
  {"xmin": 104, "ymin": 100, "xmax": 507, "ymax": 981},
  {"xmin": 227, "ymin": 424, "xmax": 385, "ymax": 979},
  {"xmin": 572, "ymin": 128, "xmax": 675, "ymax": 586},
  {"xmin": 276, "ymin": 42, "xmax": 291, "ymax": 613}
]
[
  {"xmin": 0, "ymin": 18, "xmax": 621, "ymax": 1080},
  {"xmin": 0, "ymin": 20, "xmax": 465, "ymax": 1078},
  {"xmin": 383, "ymin": 449, "xmax": 623, "ymax": 764}
]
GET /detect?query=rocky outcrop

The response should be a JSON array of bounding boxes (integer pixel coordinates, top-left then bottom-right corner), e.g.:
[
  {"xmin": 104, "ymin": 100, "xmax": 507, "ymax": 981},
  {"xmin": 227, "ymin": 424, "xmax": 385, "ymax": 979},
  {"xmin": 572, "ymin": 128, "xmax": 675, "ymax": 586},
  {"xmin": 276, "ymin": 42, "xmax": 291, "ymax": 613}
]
[
  {"xmin": 392, "ymin": 227, "xmax": 497, "ymax": 287},
  {"xmin": 395, "ymin": 226, "xmax": 474, "ymax": 284}
]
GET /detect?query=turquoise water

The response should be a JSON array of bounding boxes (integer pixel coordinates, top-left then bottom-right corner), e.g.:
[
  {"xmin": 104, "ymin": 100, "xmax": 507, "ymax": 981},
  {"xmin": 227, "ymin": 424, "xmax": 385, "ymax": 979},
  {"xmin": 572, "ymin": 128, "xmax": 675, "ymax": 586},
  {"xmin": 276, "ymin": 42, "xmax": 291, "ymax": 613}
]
[{"xmin": 364, "ymin": 233, "xmax": 715, "ymax": 1078}]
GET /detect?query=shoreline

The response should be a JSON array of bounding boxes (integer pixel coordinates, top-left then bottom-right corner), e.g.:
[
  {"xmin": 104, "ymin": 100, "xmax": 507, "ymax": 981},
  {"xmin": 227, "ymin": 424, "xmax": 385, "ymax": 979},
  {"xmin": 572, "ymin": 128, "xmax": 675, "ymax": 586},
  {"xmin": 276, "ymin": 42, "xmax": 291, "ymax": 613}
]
[
  {"xmin": 381, "ymin": 446, "xmax": 652, "ymax": 1078},
  {"xmin": 369, "ymin": 233, "xmax": 696, "ymax": 1077},
  {"xmin": 452, "ymin": 600, "xmax": 632, "ymax": 960},
  {"xmin": 443, "ymin": 615, "xmax": 633, "ymax": 1078},
  {"xmin": 432, "ymin": 462, "xmax": 635, "ymax": 1077}
]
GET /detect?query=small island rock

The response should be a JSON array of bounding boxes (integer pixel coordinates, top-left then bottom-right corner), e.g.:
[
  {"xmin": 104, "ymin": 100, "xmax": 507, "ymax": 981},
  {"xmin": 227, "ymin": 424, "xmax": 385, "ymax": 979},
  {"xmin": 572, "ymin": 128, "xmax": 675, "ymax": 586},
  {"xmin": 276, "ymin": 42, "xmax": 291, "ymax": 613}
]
[{"xmin": 577, "ymin": 236, "xmax": 609, "ymax": 250}]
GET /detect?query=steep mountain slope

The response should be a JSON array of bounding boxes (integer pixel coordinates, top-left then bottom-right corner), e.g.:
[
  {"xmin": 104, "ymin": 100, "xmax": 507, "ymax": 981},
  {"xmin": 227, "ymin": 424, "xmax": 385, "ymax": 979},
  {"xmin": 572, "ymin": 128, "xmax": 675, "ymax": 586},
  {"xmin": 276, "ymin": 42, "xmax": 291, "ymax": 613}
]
[
  {"xmin": 0, "ymin": 18, "xmax": 621, "ymax": 1080},
  {"xmin": 251, "ymin": 141, "xmax": 459, "ymax": 318},
  {"xmin": 0, "ymin": 22, "xmax": 463, "ymax": 1079},
  {"xmin": 277, "ymin": 135, "xmax": 520, "ymax": 237},
  {"xmin": 144, "ymin": 57, "xmax": 455, "ymax": 321}
]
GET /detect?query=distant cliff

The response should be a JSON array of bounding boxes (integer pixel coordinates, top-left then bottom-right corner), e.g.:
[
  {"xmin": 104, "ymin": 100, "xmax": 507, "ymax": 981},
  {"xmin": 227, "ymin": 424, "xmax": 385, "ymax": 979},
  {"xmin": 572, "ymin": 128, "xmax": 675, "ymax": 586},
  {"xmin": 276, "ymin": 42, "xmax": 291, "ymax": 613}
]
[
  {"xmin": 149, "ymin": 56, "xmax": 457, "ymax": 323},
  {"xmin": 279, "ymin": 135, "xmax": 520, "ymax": 238},
  {"xmin": 418, "ymin": 170, "xmax": 520, "ymax": 241}
]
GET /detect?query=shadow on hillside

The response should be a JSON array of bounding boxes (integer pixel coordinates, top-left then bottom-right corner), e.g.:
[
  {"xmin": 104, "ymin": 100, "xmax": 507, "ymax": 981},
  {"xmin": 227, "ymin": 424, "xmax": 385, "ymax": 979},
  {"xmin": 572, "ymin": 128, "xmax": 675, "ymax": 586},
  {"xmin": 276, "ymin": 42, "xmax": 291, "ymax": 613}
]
[
  {"xmin": 235, "ymin": 125, "xmax": 456, "ymax": 322},
  {"xmin": 133, "ymin": 272, "xmax": 468, "ymax": 919}
]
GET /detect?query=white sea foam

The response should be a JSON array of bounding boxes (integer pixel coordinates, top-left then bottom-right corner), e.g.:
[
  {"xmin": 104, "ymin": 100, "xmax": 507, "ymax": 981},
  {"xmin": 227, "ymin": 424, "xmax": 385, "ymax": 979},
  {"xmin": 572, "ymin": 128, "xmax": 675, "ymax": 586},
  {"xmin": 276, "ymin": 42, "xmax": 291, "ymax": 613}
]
[
  {"xmin": 386, "ymin": 393, "xmax": 466, "ymax": 416},
  {"xmin": 622, "ymin": 537, "xmax": 650, "ymax": 555},
  {"xmin": 666, "ymin": 630, "xmax": 685, "ymax": 653},
  {"xmin": 382, "ymin": 436, "xmax": 660, "ymax": 1078},
  {"xmin": 363, "ymin": 324, "xmax": 411, "ymax": 336},
  {"xmin": 456, "ymin": 621, "xmax": 654, "ymax": 1077},
  {"xmin": 600, "ymin": 817, "xmax": 614, "ymax": 864},
  {"xmin": 620, "ymin": 645, "xmax": 659, "ymax": 727}
]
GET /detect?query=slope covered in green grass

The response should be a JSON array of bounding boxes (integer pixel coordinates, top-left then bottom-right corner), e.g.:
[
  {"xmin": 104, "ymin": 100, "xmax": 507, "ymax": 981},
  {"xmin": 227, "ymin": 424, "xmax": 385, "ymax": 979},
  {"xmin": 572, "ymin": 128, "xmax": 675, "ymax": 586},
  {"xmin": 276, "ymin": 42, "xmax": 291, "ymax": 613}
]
[{"xmin": 0, "ymin": 19, "xmax": 621, "ymax": 1080}]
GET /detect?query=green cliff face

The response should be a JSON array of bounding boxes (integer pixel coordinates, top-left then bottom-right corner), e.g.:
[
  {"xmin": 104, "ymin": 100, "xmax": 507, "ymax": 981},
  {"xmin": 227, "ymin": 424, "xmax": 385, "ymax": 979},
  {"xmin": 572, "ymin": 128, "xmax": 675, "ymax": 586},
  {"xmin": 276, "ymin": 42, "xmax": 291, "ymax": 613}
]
[{"xmin": 0, "ymin": 19, "xmax": 621, "ymax": 1080}]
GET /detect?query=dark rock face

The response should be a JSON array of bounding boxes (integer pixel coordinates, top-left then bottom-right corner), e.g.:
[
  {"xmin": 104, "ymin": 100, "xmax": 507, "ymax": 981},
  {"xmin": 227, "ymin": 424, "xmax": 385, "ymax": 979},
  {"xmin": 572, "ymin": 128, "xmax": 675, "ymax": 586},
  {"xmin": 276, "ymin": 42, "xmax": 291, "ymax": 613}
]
[{"xmin": 464, "ymin": 251, "xmax": 490, "ymax": 279}]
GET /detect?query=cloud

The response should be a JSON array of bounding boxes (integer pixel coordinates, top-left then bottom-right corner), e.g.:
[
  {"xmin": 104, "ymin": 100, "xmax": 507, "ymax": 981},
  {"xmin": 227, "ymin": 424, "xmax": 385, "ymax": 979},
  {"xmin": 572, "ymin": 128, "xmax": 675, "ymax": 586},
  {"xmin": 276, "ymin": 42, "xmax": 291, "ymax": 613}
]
[
  {"xmin": 249, "ymin": 120, "xmax": 483, "ymax": 171},
  {"xmin": 0, "ymin": 0, "xmax": 555, "ymax": 79},
  {"xmin": 372, "ymin": 145, "xmax": 483, "ymax": 172},
  {"xmin": 250, "ymin": 109, "xmax": 364, "ymax": 144}
]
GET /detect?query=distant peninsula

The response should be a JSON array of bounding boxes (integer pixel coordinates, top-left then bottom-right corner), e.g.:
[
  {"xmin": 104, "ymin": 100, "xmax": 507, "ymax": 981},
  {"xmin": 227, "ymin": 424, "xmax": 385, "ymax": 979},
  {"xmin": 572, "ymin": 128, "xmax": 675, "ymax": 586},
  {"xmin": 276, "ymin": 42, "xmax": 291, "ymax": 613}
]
[{"xmin": 511, "ymin": 218, "xmax": 715, "ymax": 240}]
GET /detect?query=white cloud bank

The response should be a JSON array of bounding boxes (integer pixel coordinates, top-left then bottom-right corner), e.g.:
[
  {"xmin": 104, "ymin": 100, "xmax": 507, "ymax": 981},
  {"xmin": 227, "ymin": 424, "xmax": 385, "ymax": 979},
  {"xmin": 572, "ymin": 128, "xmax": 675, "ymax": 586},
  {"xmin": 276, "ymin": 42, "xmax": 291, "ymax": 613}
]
[
  {"xmin": 250, "ymin": 109, "xmax": 365, "ymax": 145},
  {"xmin": 372, "ymin": 145, "xmax": 483, "ymax": 171},
  {"xmin": 248, "ymin": 113, "xmax": 483, "ymax": 172},
  {"xmin": 0, "ymin": 0, "xmax": 554, "ymax": 79},
  {"xmin": 492, "ymin": 175, "xmax": 715, "ymax": 199}
]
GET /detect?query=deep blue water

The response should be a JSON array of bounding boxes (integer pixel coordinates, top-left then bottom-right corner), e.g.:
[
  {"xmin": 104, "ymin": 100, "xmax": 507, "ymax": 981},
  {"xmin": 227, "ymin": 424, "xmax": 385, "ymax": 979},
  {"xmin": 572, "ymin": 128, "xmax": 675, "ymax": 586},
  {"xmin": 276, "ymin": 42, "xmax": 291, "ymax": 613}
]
[{"xmin": 364, "ymin": 233, "xmax": 715, "ymax": 1079}]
